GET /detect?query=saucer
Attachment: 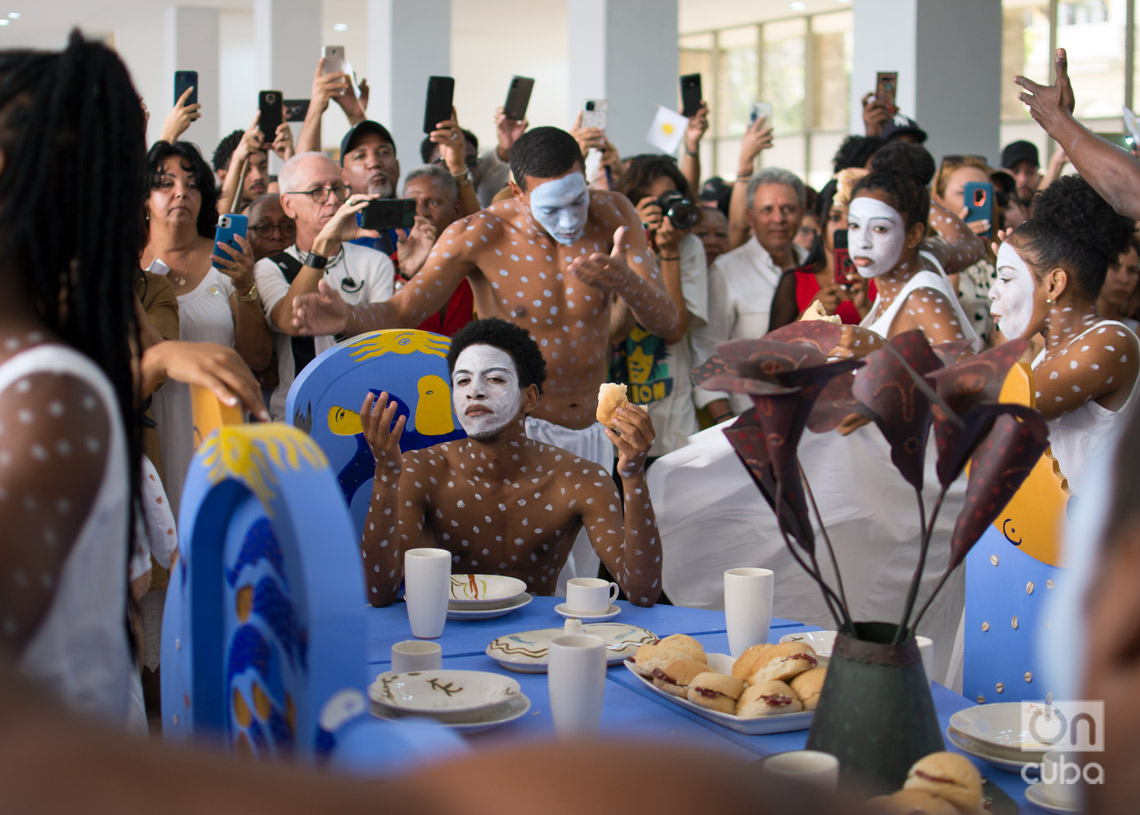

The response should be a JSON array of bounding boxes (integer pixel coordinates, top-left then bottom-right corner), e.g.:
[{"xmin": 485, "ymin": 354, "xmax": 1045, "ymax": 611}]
[
  {"xmin": 448, "ymin": 574, "xmax": 529, "ymax": 609},
  {"xmin": 945, "ymin": 726, "xmax": 1035, "ymax": 774},
  {"xmin": 368, "ymin": 669, "xmax": 520, "ymax": 722},
  {"xmin": 554, "ymin": 603, "xmax": 620, "ymax": 622},
  {"xmin": 486, "ymin": 623, "xmax": 657, "ymax": 672},
  {"xmin": 1025, "ymin": 782, "xmax": 1080, "ymax": 814},
  {"xmin": 447, "ymin": 592, "xmax": 533, "ymax": 621},
  {"xmin": 371, "ymin": 692, "xmax": 532, "ymax": 734}
]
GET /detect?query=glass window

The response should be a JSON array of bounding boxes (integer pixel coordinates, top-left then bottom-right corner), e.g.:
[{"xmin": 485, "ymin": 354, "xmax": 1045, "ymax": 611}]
[
  {"xmin": 761, "ymin": 18, "xmax": 807, "ymax": 134},
  {"xmin": 810, "ymin": 11, "xmax": 853, "ymax": 132},
  {"xmin": 716, "ymin": 26, "xmax": 760, "ymax": 137},
  {"xmin": 1057, "ymin": 0, "xmax": 1125, "ymax": 119},
  {"xmin": 1001, "ymin": 1, "xmax": 1051, "ymax": 121}
]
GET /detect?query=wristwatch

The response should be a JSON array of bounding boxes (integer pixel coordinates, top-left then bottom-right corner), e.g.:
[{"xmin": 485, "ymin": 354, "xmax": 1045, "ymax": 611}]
[
  {"xmin": 304, "ymin": 251, "xmax": 329, "ymax": 270},
  {"xmin": 234, "ymin": 283, "xmax": 260, "ymax": 303},
  {"xmin": 453, "ymin": 169, "xmax": 473, "ymax": 188}
]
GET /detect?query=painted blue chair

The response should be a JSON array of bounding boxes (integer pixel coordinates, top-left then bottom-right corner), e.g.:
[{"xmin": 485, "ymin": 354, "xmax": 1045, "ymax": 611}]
[
  {"xmin": 160, "ymin": 421, "xmax": 464, "ymax": 771},
  {"xmin": 287, "ymin": 329, "xmax": 466, "ymax": 538},
  {"xmin": 963, "ymin": 364, "xmax": 1071, "ymax": 705}
]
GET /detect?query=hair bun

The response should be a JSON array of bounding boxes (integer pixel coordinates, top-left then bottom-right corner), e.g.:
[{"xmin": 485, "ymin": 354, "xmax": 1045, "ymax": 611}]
[
  {"xmin": 1033, "ymin": 176, "xmax": 1133, "ymax": 269},
  {"xmin": 869, "ymin": 141, "xmax": 936, "ymax": 187}
]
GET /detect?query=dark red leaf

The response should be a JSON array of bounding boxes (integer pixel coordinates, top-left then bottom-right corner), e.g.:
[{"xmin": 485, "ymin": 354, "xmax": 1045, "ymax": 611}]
[{"xmin": 949, "ymin": 410, "xmax": 1049, "ymax": 569}]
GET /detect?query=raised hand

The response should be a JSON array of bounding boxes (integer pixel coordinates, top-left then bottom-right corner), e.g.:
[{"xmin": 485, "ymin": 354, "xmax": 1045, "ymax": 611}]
[
  {"xmin": 568, "ymin": 226, "xmax": 634, "ymax": 292},
  {"xmin": 570, "ymin": 109, "xmax": 606, "ymax": 156},
  {"xmin": 159, "ymin": 85, "xmax": 201, "ymax": 144},
  {"xmin": 395, "ymin": 215, "xmax": 439, "ymax": 277},
  {"xmin": 272, "ymin": 122, "xmax": 295, "ymax": 162},
  {"xmin": 1014, "ymin": 47, "xmax": 1076, "ymax": 132},
  {"xmin": 211, "ymin": 234, "xmax": 256, "ymax": 292},
  {"xmin": 293, "ymin": 278, "xmax": 349, "ymax": 336},
  {"xmin": 429, "ymin": 106, "xmax": 468, "ymax": 175},
  {"xmin": 684, "ymin": 101, "xmax": 709, "ymax": 154},
  {"xmin": 738, "ymin": 115, "xmax": 774, "ymax": 176},
  {"xmin": 311, "ymin": 57, "xmax": 350, "ymax": 114},
  {"xmin": 957, "ymin": 206, "xmax": 991, "ymax": 237},
  {"xmin": 314, "ymin": 193, "xmax": 381, "ymax": 250},
  {"xmin": 861, "ymin": 91, "xmax": 892, "ymax": 137},
  {"xmin": 605, "ymin": 405, "xmax": 656, "ymax": 478},
  {"xmin": 495, "ymin": 106, "xmax": 528, "ymax": 158},
  {"xmin": 360, "ymin": 391, "xmax": 406, "ymax": 474}
]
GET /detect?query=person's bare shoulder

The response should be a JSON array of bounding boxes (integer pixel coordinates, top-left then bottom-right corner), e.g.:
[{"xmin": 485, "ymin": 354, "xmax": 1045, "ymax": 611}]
[{"xmin": 532, "ymin": 442, "xmax": 610, "ymax": 484}]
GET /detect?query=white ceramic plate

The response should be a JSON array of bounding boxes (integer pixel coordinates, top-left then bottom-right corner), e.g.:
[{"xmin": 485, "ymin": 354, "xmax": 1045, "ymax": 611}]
[
  {"xmin": 1025, "ymin": 781, "xmax": 1080, "ymax": 814},
  {"xmin": 945, "ymin": 726, "xmax": 1037, "ymax": 774},
  {"xmin": 368, "ymin": 670, "xmax": 520, "ymax": 722},
  {"xmin": 486, "ymin": 623, "xmax": 658, "ymax": 673},
  {"xmin": 447, "ymin": 592, "xmax": 533, "ymax": 621},
  {"xmin": 779, "ymin": 630, "xmax": 837, "ymax": 654},
  {"xmin": 554, "ymin": 603, "xmax": 620, "ymax": 622},
  {"xmin": 371, "ymin": 692, "xmax": 532, "ymax": 735},
  {"xmin": 949, "ymin": 702, "xmax": 1053, "ymax": 759},
  {"xmin": 448, "ymin": 574, "xmax": 529, "ymax": 609},
  {"xmin": 622, "ymin": 654, "xmax": 814, "ymax": 735}
]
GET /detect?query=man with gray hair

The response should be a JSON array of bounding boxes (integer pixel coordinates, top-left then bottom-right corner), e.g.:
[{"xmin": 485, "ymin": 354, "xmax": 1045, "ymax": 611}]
[
  {"xmin": 691, "ymin": 167, "xmax": 808, "ymax": 421},
  {"xmin": 252, "ymin": 151, "xmax": 395, "ymax": 419},
  {"xmin": 397, "ymin": 165, "xmax": 473, "ymax": 336}
]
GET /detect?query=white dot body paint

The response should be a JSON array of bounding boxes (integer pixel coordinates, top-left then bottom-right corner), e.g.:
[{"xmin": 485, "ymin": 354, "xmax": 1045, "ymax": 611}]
[
  {"xmin": 451, "ymin": 345, "xmax": 522, "ymax": 440},
  {"xmin": 990, "ymin": 242, "xmax": 1035, "ymax": 341},
  {"xmin": 526, "ymin": 173, "xmax": 589, "ymax": 246},
  {"xmin": 848, "ymin": 196, "xmax": 907, "ymax": 278}
]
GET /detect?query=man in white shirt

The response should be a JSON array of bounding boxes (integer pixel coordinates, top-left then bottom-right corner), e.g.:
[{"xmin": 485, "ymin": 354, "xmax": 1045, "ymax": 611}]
[
  {"xmin": 253, "ymin": 151, "xmax": 394, "ymax": 420},
  {"xmin": 692, "ymin": 167, "xmax": 809, "ymax": 420}
]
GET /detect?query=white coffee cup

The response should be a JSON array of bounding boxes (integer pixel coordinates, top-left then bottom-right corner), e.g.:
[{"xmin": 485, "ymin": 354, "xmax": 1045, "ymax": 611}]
[
  {"xmin": 724, "ymin": 567, "xmax": 774, "ymax": 657},
  {"xmin": 547, "ymin": 633, "xmax": 607, "ymax": 738},
  {"xmin": 404, "ymin": 548, "xmax": 451, "ymax": 639},
  {"xmin": 759, "ymin": 750, "xmax": 840, "ymax": 789},
  {"xmin": 565, "ymin": 577, "xmax": 619, "ymax": 615},
  {"xmin": 391, "ymin": 640, "xmax": 442, "ymax": 673},
  {"xmin": 1038, "ymin": 750, "xmax": 1084, "ymax": 808}
]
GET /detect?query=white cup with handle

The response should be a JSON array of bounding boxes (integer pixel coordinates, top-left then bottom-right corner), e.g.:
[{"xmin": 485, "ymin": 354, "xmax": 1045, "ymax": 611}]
[
  {"xmin": 565, "ymin": 577, "xmax": 619, "ymax": 615},
  {"xmin": 724, "ymin": 567, "xmax": 774, "ymax": 657},
  {"xmin": 547, "ymin": 633, "xmax": 607, "ymax": 738},
  {"xmin": 404, "ymin": 548, "xmax": 451, "ymax": 638}
]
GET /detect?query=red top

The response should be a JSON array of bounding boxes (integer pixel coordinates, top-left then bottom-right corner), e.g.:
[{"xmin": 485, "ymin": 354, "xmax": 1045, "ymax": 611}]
[
  {"xmin": 794, "ymin": 268, "xmax": 876, "ymax": 325},
  {"xmin": 402, "ymin": 277, "xmax": 475, "ymax": 337}
]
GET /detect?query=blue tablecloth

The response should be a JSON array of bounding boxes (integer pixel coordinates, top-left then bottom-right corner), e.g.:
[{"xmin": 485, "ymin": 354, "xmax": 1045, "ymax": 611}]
[{"xmin": 365, "ymin": 596, "xmax": 1042, "ymax": 813}]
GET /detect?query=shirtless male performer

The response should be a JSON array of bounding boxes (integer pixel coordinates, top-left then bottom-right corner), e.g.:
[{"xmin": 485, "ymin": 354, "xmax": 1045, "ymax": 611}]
[
  {"xmin": 358, "ymin": 318, "xmax": 663, "ymax": 606},
  {"xmin": 293, "ymin": 126, "xmax": 677, "ymax": 583}
]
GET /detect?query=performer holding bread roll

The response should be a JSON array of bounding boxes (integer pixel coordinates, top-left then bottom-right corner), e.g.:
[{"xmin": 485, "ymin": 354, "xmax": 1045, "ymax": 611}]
[
  {"xmin": 686, "ymin": 672, "xmax": 746, "ymax": 715},
  {"xmin": 596, "ymin": 382, "xmax": 629, "ymax": 427}
]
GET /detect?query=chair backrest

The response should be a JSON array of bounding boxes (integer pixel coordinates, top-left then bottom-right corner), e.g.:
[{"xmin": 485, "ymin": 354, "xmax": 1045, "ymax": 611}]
[
  {"xmin": 161, "ymin": 422, "xmax": 373, "ymax": 760},
  {"xmin": 963, "ymin": 363, "xmax": 1071, "ymax": 704},
  {"xmin": 286, "ymin": 329, "xmax": 465, "ymax": 536}
]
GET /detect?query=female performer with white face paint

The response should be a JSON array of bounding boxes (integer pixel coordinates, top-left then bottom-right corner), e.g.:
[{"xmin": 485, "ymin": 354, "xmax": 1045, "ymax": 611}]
[
  {"xmin": 834, "ymin": 143, "xmax": 985, "ymax": 357},
  {"xmin": 988, "ymin": 175, "xmax": 1139, "ymax": 494},
  {"xmin": 356, "ymin": 318, "xmax": 664, "ymax": 606}
]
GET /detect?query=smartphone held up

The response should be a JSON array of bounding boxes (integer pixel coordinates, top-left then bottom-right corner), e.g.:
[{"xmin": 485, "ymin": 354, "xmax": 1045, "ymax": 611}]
[
  {"xmin": 258, "ymin": 90, "xmax": 283, "ymax": 142},
  {"xmin": 423, "ymin": 76, "xmax": 455, "ymax": 134},
  {"xmin": 213, "ymin": 214, "xmax": 248, "ymax": 269},
  {"xmin": 503, "ymin": 76, "xmax": 534, "ymax": 121}
]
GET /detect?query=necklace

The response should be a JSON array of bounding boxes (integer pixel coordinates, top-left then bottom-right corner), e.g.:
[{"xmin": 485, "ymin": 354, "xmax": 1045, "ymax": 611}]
[{"xmin": 153, "ymin": 243, "xmax": 208, "ymax": 288}]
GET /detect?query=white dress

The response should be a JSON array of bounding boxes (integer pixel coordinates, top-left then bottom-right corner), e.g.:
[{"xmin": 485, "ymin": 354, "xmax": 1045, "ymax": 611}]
[
  {"xmin": 1033, "ymin": 319, "xmax": 1140, "ymax": 495},
  {"xmin": 861, "ymin": 254, "xmax": 981, "ymax": 352},
  {"xmin": 8, "ymin": 345, "xmax": 132, "ymax": 723},
  {"xmin": 150, "ymin": 265, "xmax": 235, "ymax": 517}
]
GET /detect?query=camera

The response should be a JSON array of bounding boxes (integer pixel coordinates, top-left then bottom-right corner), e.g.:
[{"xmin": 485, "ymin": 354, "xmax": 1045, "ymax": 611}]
[{"xmin": 657, "ymin": 190, "xmax": 698, "ymax": 231}]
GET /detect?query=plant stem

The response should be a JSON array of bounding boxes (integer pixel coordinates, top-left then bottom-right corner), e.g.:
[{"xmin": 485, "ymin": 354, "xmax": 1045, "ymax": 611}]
[
  {"xmin": 802, "ymin": 463, "xmax": 851, "ymax": 621},
  {"xmin": 911, "ymin": 565, "xmax": 956, "ymax": 633},
  {"xmin": 774, "ymin": 478, "xmax": 848, "ymax": 631},
  {"xmin": 894, "ymin": 486, "xmax": 930, "ymax": 645}
]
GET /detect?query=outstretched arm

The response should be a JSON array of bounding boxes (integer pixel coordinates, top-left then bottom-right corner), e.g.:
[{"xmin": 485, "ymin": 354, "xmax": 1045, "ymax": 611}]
[
  {"xmin": 584, "ymin": 406, "xmax": 663, "ymax": 606},
  {"xmin": 923, "ymin": 199, "xmax": 985, "ymax": 275},
  {"xmin": 1016, "ymin": 47, "xmax": 1140, "ymax": 220},
  {"xmin": 358, "ymin": 392, "xmax": 416, "ymax": 607}
]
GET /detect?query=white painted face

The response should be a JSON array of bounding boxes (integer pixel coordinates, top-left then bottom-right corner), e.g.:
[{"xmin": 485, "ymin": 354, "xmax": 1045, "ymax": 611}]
[
  {"xmin": 452, "ymin": 344, "xmax": 523, "ymax": 440},
  {"xmin": 527, "ymin": 172, "xmax": 589, "ymax": 245},
  {"xmin": 990, "ymin": 242, "xmax": 1037, "ymax": 340},
  {"xmin": 847, "ymin": 196, "xmax": 907, "ymax": 278}
]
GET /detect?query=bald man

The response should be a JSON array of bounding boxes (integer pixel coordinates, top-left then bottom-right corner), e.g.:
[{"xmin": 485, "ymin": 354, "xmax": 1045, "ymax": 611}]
[
  {"xmin": 252, "ymin": 151, "xmax": 394, "ymax": 420},
  {"xmin": 293, "ymin": 127, "xmax": 677, "ymax": 584}
]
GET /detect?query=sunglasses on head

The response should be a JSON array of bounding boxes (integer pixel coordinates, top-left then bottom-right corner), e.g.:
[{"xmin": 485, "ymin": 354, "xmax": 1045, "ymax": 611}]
[{"xmin": 941, "ymin": 154, "xmax": 988, "ymax": 166}]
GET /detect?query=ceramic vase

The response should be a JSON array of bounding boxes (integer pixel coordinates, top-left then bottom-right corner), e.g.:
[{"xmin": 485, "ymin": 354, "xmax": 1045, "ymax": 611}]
[{"xmin": 804, "ymin": 621, "xmax": 943, "ymax": 795}]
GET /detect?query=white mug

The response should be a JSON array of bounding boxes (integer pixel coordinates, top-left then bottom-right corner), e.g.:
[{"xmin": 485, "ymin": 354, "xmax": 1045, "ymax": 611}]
[
  {"xmin": 391, "ymin": 640, "xmax": 442, "ymax": 673},
  {"xmin": 1038, "ymin": 750, "xmax": 1084, "ymax": 808},
  {"xmin": 404, "ymin": 548, "xmax": 451, "ymax": 639},
  {"xmin": 547, "ymin": 633, "xmax": 607, "ymax": 738},
  {"xmin": 759, "ymin": 750, "xmax": 840, "ymax": 789},
  {"xmin": 724, "ymin": 567, "xmax": 774, "ymax": 658},
  {"xmin": 565, "ymin": 577, "xmax": 619, "ymax": 614}
]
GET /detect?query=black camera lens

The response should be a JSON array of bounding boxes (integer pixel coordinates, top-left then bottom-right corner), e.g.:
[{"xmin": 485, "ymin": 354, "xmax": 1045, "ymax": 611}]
[{"xmin": 658, "ymin": 190, "xmax": 698, "ymax": 231}]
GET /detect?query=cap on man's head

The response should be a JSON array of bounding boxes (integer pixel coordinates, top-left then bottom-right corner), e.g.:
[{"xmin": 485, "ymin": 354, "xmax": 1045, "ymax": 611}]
[
  {"xmin": 1001, "ymin": 140, "xmax": 1040, "ymax": 170},
  {"xmin": 881, "ymin": 113, "xmax": 927, "ymax": 144},
  {"xmin": 339, "ymin": 120, "xmax": 395, "ymax": 165}
]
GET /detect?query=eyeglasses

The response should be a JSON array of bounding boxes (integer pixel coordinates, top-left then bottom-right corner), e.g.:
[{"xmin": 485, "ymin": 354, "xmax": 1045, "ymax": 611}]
[
  {"xmin": 283, "ymin": 184, "xmax": 351, "ymax": 204},
  {"xmin": 250, "ymin": 221, "xmax": 297, "ymax": 239}
]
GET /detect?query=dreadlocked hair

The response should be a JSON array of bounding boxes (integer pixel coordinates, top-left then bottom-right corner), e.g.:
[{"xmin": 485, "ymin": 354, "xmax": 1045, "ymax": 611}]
[{"xmin": 0, "ymin": 31, "xmax": 145, "ymax": 559}]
